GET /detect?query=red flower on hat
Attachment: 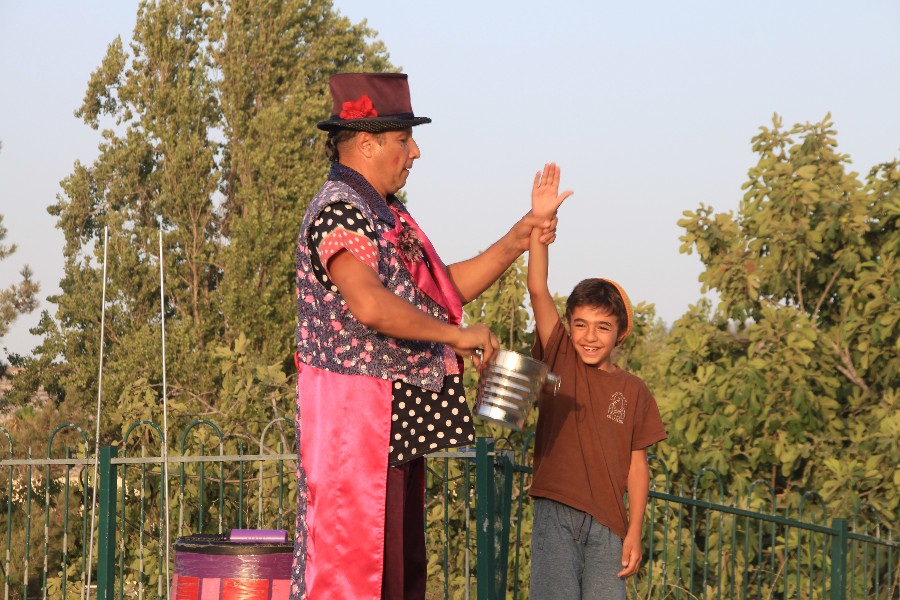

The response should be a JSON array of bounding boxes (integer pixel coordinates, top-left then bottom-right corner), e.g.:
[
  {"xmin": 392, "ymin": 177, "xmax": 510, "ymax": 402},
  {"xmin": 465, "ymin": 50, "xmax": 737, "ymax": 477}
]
[{"xmin": 340, "ymin": 94, "xmax": 378, "ymax": 120}]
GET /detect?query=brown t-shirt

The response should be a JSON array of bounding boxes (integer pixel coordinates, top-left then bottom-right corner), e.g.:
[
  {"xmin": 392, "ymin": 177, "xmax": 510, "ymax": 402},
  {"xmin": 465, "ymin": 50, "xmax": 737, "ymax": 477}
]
[{"xmin": 529, "ymin": 320, "xmax": 667, "ymax": 540}]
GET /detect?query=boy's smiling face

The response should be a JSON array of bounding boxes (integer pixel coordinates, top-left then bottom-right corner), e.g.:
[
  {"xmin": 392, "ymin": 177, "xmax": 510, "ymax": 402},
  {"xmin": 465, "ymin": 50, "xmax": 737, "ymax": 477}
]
[{"xmin": 567, "ymin": 305, "xmax": 620, "ymax": 372}]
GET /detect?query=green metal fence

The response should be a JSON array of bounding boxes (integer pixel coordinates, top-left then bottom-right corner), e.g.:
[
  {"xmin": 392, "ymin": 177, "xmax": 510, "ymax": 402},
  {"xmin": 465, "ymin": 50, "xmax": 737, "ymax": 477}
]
[
  {"xmin": 0, "ymin": 421, "xmax": 896, "ymax": 599},
  {"xmin": 0, "ymin": 418, "xmax": 299, "ymax": 600},
  {"xmin": 637, "ymin": 458, "xmax": 898, "ymax": 600},
  {"xmin": 499, "ymin": 442, "xmax": 899, "ymax": 600}
]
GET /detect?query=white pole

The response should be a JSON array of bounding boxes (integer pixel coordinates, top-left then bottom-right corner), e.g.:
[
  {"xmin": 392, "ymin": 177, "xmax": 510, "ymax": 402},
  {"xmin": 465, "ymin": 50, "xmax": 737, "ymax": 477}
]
[
  {"xmin": 84, "ymin": 226, "xmax": 109, "ymax": 600},
  {"xmin": 159, "ymin": 229, "xmax": 172, "ymax": 599}
]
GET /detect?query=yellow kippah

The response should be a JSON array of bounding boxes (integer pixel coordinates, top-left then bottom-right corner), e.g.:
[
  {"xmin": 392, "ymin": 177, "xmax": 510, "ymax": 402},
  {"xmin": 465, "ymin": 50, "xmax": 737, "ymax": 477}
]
[{"xmin": 597, "ymin": 278, "xmax": 633, "ymax": 343}]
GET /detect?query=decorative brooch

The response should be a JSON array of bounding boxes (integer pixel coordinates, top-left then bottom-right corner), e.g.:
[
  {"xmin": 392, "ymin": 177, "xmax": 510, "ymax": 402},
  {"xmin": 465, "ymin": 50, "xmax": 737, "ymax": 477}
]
[
  {"xmin": 397, "ymin": 224, "xmax": 424, "ymax": 263},
  {"xmin": 340, "ymin": 94, "xmax": 378, "ymax": 120}
]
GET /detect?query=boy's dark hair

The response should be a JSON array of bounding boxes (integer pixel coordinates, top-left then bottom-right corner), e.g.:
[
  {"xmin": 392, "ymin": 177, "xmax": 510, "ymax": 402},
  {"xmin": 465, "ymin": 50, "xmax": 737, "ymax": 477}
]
[{"xmin": 565, "ymin": 278, "xmax": 628, "ymax": 334}]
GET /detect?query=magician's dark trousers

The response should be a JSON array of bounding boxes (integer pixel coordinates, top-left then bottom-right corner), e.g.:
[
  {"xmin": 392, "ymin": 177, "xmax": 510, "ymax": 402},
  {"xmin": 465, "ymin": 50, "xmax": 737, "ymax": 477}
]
[{"xmin": 382, "ymin": 457, "xmax": 427, "ymax": 600}]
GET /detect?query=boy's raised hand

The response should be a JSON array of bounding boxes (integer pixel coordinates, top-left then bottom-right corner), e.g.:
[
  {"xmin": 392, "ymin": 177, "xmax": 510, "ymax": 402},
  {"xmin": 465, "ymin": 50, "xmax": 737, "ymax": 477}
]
[{"xmin": 532, "ymin": 163, "xmax": 573, "ymax": 220}]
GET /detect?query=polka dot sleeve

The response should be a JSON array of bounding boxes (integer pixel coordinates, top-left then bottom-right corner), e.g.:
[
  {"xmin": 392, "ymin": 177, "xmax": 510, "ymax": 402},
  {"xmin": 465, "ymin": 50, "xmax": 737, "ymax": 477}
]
[{"xmin": 307, "ymin": 203, "xmax": 379, "ymax": 288}]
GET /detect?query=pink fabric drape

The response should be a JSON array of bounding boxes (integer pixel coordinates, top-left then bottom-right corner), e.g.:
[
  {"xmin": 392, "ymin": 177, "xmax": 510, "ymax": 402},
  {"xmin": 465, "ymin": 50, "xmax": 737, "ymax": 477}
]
[
  {"xmin": 298, "ymin": 367, "xmax": 391, "ymax": 599},
  {"xmin": 383, "ymin": 207, "xmax": 463, "ymax": 327}
]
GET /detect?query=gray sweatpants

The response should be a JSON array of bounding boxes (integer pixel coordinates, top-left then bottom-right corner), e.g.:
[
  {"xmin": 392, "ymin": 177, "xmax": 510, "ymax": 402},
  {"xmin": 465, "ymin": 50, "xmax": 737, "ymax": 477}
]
[{"xmin": 530, "ymin": 498, "xmax": 626, "ymax": 600}]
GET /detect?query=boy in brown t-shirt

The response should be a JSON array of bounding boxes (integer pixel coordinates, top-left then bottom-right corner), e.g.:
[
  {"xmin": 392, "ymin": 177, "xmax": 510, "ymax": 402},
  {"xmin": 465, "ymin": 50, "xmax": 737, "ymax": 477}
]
[{"xmin": 527, "ymin": 164, "xmax": 667, "ymax": 599}]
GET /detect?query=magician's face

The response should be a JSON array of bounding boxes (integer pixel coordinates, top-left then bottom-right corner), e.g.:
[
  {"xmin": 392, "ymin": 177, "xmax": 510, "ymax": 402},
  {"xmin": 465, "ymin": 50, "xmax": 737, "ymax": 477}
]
[{"xmin": 369, "ymin": 128, "xmax": 420, "ymax": 197}]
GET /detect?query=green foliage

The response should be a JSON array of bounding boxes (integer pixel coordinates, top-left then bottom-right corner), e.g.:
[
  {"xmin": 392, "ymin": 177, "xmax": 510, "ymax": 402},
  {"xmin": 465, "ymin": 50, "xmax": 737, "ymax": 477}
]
[
  {"xmin": 616, "ymin": 301, "xmax": 669, "ymax": 385},
  {"xmin": 0, "ymin": 212, "xmax": 40, "ymax": 363},
  {"xmin": 11, "ymin": 0, "xmax": 393, "ymax": 440},
  {"xmin": 463, "ymin": 255, "xmax": 532, "ymax": 353},
  {"xmin": 670, "ymin": 114, "xmax": 899, "ymax": 522},
  {"xmin": 213, "ymin": 0, "xmax": 394, "ymax": 364}
]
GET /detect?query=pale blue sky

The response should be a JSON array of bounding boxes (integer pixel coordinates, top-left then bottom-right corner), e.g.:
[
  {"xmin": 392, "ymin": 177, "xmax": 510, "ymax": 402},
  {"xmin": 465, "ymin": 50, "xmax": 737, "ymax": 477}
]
[{"xmin": 1, "ymin": 1, "xmax": 899, "ymax": 357}]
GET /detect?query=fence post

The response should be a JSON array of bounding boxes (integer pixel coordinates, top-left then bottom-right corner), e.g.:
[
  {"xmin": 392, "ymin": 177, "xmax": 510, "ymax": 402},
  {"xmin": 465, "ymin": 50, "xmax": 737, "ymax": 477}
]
[
  {"xmin": 97, "ymin": 445, "xmax": 117, "ymax": 600},
  {"xmin": 494, "ymin": 451, "xmax": 514, "ymax": 598},
  {"xmin": 475, "ymin": 437, "xmax": 495, "ymax": 600},
  {"xmin": 830, "ymin": 517, "xmax": 848, "ymax": 600}
]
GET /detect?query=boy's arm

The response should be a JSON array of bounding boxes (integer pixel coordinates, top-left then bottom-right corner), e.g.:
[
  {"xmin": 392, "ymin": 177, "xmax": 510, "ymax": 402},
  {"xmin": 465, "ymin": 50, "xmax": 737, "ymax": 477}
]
[
  {"xmin": 528, "ymin": 226, "xmax": 559, "ymax": 349},
  {"xmin": 527, "ymin": 163, "xmax": 572, "ymax": 349},
  {"xmin": 619, "ymin": 448, "xmax": 650, "ymax": 578}
]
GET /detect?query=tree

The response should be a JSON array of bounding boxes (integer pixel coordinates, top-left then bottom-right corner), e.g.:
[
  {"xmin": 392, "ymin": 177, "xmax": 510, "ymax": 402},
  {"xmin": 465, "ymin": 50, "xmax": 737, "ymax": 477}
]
[
  {"xmin": 0, "ymin": 216, "xmax": 40, "ymax": 349},
  {"xmin": 663, "ymin": 114, "xmax": 898, "ymax": 521},
  {"xmin": 213, "ymin": 0, "xmax": 393, "ymax": 366},
  {"xmin": 29, "ymin": 0, "xmax": 223, "ymax": 436},
  {"xmin": 1, "ymin": 140, "xmax": 41, "ymax": 373},
  {"xmin": 12, "ymin": 0, "xmax": 394, "ymax": 446},
  {"xmin": 0, "ymin": 142, "xmax": 41, "ymax": 360}
]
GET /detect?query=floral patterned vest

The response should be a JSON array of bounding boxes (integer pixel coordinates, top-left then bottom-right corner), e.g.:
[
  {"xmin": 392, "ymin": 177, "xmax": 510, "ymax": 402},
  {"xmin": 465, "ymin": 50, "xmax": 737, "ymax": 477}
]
[{"xmin": 295, "ymin": 163, "xmax": 450, "ymax": 392}]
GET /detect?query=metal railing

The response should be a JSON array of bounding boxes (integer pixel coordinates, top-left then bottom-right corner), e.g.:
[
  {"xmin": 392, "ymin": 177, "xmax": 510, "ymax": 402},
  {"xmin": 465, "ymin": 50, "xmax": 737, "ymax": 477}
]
[
  {"xmin": 499, "ymin": 443, "xmax": 899, "ymax": 600},
  {"xmin": 0, "ymin": 418, "xmax": 298, "ymax": 600},
  {"xmin": 633, "ymin": 462, "xmax": 898, "ymax": 600},
  {"xmin": 0, "ymin": 422, "xmax": 897, "ymax": 599}
]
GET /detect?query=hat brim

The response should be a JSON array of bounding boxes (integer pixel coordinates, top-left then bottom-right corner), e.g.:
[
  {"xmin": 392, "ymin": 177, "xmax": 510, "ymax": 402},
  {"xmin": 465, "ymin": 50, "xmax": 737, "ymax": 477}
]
[{"xmin": 317, "ymin": 116, "xmax": 432, "ymax": 133}]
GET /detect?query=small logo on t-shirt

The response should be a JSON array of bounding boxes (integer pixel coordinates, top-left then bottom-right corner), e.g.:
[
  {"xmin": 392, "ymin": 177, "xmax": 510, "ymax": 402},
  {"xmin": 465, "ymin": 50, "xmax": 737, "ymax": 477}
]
[{"xmin": 607, "ymin": 392, "xmax": 627, "ymax": 424}]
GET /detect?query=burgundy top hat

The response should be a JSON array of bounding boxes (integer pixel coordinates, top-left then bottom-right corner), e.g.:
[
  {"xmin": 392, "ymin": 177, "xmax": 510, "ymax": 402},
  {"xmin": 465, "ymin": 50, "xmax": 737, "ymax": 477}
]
[{"xmin": 317, "ymin": 72, "xmax": 432, "ymax": 133}]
